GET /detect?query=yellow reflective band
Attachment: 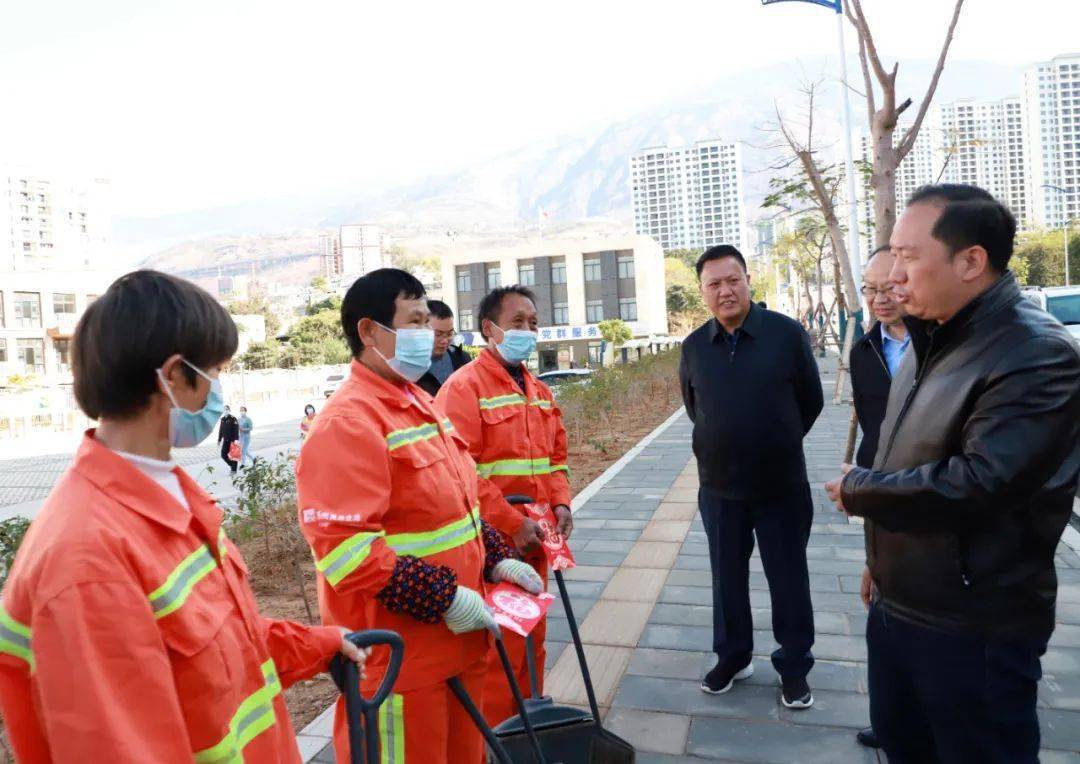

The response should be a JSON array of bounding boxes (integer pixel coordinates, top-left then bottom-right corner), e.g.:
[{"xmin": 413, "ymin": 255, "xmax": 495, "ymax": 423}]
[
  {"xmin": 476, "ymin": 457, "xmax": 554, "ymax": 479},
  {"xmin": 0, "ymin": 604, "xmax": 32, "ymax": 671},
  {"xmin": 194, "ymin": 659, "xmax": 282, "ymax": 763},
  {"xmin": 218, "ymin": 527, "xmax": 229, "ymax": 559},
  {"xmin": 385, "ymin": 505, "xmax": 480, "ymax": 558},
  {"xmin": 385, "ymin": 419, "xmax": 453, "ymax": 451},
  {"xmin": 530, "ymin": 399, "xmax": 553, "ymax": 410},
  {"xmin": 149, "ymin": 543, "xmax": 221, "ymax": 620},
  {"xmin": 378, "ymin": 693, "xmax": 405, "ymax": 764},
  {"xmin": 479, "ymin": 393, "xmax": 526, "ymax": 411},
  {"xmin": 316, "ymin": 530, "xmax": 386, "ymax": 588},
  {"xmin": 551, "ymin": 464, "xmax": 570, "ymax": 475}
]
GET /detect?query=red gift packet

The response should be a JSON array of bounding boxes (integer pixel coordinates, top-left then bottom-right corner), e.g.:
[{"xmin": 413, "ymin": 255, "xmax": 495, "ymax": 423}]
[
  {"xmin": 485, "ymin": 583, "xmax": 555, "ymax": 637},
  {"xmin": 523, "ymin": 502, "xmax": 577, "ymax": 572}
]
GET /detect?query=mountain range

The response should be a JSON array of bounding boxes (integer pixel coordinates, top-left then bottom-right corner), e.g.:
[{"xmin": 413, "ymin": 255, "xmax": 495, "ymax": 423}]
[{"xmin": 132, "ymin": 55, "xmax": 1023, "ymax": 276}]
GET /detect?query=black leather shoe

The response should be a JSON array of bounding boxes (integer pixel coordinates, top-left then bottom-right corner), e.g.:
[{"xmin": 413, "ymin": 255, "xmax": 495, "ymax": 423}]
[{"xmin": 856, "ymin": 727, "xmax": 882, "ymax": 749}]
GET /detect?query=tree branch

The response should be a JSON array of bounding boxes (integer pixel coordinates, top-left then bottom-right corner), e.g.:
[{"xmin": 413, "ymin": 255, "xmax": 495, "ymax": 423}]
[
  {"xmin": 855, "ymin": 30, "xmax": 875, "ymax": 127},
  {"xmin": 847, "ymin": 0, "xmax": 889, "ymax": 87},
  {"xmin": 897, "ymin": 0, "xmax": 965, "ymax": 160}
]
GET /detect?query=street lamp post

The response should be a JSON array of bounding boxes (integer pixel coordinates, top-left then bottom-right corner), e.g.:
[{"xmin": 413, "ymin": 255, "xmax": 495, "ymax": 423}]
[{"xmin": 1042, "ymin": 184, "xmax": 1071, "ymax": 286}]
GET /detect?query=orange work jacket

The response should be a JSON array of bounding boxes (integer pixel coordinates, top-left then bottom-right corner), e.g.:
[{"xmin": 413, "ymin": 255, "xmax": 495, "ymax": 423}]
[
  {"xmin": 295, "ymin": 361, "xmax": 488, "ymax": 693},
  {"xmin": 435, "ymin": 349, "xmax": 571, "ymax": 540},
  {"xmin": 0, "ymin": 433, "xmax": 343, "ymax": 763}
]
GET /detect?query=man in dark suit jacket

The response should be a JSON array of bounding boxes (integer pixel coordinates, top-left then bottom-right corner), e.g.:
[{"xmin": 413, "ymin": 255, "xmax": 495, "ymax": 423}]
[
  {"xmin": 417, "ymin": 299, "xmax": 471, "ymax": 397},
  {"xmin": 847, "ymin": 245, "xmax": 909, "ymax": 750}
]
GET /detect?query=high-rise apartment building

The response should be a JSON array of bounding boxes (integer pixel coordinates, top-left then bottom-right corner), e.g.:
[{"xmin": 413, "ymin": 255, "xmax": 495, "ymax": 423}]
[
  {"xmin": 0, "ymin": 171, "xmax": 116, "ymax": 385},
  {"xmin": 857, "ymin": 122, "xmax": 939, "ymax": 257},
  {"xmin": 939, "ymin": 98, "xmax": 1029, "ymax": 226},
  {"xmin": 630, "ymin": 140, "xmax": 746, "ymax": 252},
  {"xmin": 319, "ymin": 223, "xmax": 388, "ymax": 284},
  {"xmin": 1024, "ymin": 53, "xmax": 1080, "ymax": 228}
]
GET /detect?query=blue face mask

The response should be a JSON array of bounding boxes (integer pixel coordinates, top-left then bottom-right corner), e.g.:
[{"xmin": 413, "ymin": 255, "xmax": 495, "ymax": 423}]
[
  {"xmin": 491, "ymin": 324, "xmax": 538, "ymax": 365},
  {"xmin": 374, "ymin": 323, "xmax": 434, "ymax": 382},
  {"xmin": 157, "ymin": 360, "xmax": 225, "ymax": 448}
]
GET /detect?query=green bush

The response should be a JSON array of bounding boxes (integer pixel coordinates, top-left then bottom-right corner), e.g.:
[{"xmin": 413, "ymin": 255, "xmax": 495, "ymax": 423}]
[{"xmin": 0, "ymin": 517, "xmax": 31, "ymax": 588}]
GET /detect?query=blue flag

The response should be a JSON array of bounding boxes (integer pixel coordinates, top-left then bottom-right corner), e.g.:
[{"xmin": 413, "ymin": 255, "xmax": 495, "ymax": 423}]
[{"xmin": 761, "ymin": 0, "xmax": 842, "ymax": 12}]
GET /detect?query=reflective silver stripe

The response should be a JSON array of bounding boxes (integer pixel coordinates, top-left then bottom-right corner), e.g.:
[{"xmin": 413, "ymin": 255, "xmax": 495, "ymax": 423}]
[{"xmin": 149, "ymin": 545, "xmax": 218, "ymax": 619}]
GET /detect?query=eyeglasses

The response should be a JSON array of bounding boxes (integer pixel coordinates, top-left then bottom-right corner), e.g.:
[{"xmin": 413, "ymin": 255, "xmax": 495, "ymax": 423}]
[{"xmin": 860, "ymin": 285, "xmax": 897, "ymax": 299}]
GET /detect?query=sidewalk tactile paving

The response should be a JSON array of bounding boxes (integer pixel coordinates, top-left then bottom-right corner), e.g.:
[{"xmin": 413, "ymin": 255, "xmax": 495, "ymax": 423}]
[
  {"xmin": 547, "ymin": 644, "xmax": 633, "ymax": 707},
  {"xmin": 640, "ymin": 519, "xmax": 693, "ymax": 543},
  {"xmin": 653, "ymin": 502, "xmax": 699, "ymax": 521},
  {"xmin": 602, "ymin": 567, "xmax": 670, "ymax": 603},
  {"xmin": 623, "ymin": 541, "xmax": 682, "ymax": 569},
  {"xmin": 579, "ymin": 600, "xmax": 655, "ymax": 647}
]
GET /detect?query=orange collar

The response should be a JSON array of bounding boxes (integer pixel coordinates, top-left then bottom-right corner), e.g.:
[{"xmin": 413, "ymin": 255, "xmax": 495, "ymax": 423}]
[
  {"xmin": 71, "ymin": 431, "xmax": 223, "ymax": 537},
  {"xmin": 476, "ymin": 349, "xmax": 539, "ymax": 398},
  {"xmin": 348, "ymin": 359, "xmax": 440, "ymax": 418}
]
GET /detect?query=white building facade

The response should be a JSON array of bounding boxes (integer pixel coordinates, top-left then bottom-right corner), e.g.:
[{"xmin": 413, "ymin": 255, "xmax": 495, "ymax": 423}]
[
  {"xmin": 0, "ymin": 171, "xmax": 116, "ymax": 387},
  {"xmin": 939, "ymin": 97, "xmax": 1030, "ymax": 226},
  {"xmin": 1024, "ymin": 54, "xmax": 1080, "ymax": 228},
  {"xmin": 440, "ymin": 235, "xmax": 673, "ymax": 371},
  {"xmin": 630, "ymin": 140, "xmax": 746, "ymax": 252}
]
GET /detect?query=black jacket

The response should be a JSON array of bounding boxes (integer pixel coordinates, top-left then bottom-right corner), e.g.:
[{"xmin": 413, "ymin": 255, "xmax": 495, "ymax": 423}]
[
  {"xmin": 843, "ymin": 275, "xmax": 1080, "ymax": 641},
  {"xmin": 849, "ymin": 322, "xmax": 893, "ymax": 469},
  {"xmin": 218, "ymin": 415, "xmax": 240, "ymax": 445},
  {"xmin": 416, "ymin": 345, "xmax": 471, "ymax": 398},
  {"xmin": 680, "ymin": 304, "xmax": 824, "ymax": 498}
]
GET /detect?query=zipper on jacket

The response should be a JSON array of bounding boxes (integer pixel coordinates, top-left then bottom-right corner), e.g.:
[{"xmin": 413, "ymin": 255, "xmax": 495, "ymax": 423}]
[
  {"xmin": 880, "ymin": 332, "xmax": 936, "ymax": 465},
  {"xmin": 870, "ymin": 342, "xmax": 889, "ymax": 379}
]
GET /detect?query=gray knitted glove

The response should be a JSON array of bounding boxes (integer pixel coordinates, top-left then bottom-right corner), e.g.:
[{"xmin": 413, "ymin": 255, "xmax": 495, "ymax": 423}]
[{"xmin": 443, "ymin": 586, "xmax": 497, "ymax": 634}]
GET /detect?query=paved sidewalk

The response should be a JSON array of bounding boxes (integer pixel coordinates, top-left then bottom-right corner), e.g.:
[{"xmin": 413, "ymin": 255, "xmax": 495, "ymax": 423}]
[{"xmin": 301, "ymin": 359, "xmax": 1080, "ymax": 762}]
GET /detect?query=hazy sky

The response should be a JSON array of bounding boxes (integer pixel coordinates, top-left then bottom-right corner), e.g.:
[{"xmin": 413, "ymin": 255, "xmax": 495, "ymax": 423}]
[{"xmin": 2, "ymin": 0, "xmax": 1077, "ymax": 219}]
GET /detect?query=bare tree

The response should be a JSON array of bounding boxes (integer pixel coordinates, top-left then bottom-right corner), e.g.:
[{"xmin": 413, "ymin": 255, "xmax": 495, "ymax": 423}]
[{"xmin": 846, "ymin": 0, "xmax": 965, "ymax": 246}]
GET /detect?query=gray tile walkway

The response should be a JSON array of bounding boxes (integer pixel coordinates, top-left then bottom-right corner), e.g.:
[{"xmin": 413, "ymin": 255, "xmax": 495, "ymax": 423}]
[{"xmin": 303, "ymin": 357, "xmax": 1080, "ymax": 761}]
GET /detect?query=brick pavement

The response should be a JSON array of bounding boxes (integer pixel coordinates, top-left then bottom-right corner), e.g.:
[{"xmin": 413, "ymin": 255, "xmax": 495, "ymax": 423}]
[{"xmin": 302, "ymin": 358, "xmax": 1080, "ymax": 762}]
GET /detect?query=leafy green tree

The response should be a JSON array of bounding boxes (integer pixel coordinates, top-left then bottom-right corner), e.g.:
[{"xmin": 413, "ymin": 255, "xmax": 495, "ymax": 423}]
[
  {"xmin": 238, "ymin": 341, "xmax": 281, "ymax": 370},
  {"xmin": 664, "ymin": 248, "xmax": 702, "ymax": 271},
  {"xmin": 598, "ymin": 319, "xmax": 632, "ymax": 364},
  {"xmin": 664, "ymin": 257, "xmax": 709, "ymax": 334},
  {"xmin": 310, "ymin": 275, "xmax": 329, "ymax": 293},
  {"xmin": 306, "ymin": 294, "xmax": 343, "ymax": 316},
  {"xmin": 229, "ymin": 295, "xmax": 281, "ymax": 338},
  {"xmin": 279, "ymin": 310, "xmax": 350, "ymax": 367},
  {"xmin": 1016, "ymin": 228, "xmax": 1080, "ymax": 287}
]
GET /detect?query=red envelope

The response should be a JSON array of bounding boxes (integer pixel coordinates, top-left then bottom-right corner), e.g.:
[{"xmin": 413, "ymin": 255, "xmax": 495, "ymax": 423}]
[
  {"xmin": 485, "ymin": 583, "xmax": 555, "ymax": 637},
  {"xmin": 524, "ymin": 503, "xmax": 577, "ymax": 572}
]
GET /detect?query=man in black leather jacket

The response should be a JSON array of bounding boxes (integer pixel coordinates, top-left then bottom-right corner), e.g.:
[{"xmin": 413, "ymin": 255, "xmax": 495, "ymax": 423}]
[{"xmin": 826, "ymin": 184, "xmax": 1080, "ymax": 763}]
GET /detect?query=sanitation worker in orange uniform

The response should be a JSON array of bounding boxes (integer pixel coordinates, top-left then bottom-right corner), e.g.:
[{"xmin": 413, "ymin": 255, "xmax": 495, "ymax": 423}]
[
  {"xmin": 0, "ymin": 271, "xmax": 367, "ymax": 764},
  {"xmin": 296, "ymin": 269, "xmax": 543, "ymax": 763},
  {"xmin": 436, "ymin": 285, "xmax": 574, "ymax": 728}
]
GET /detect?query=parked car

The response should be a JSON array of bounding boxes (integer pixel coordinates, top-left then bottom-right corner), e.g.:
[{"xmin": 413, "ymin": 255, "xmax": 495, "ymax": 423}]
[
  {"xmin": 537, "ymin": 368, "xmax": 594, "ymax": 398},
  {"xmin": 321, "ymin": 373, "xmax": 346, "ymax": 398},
  {"xmin": 1021, "ymin": 286, "xmax": 1080, "ymax": 347}
]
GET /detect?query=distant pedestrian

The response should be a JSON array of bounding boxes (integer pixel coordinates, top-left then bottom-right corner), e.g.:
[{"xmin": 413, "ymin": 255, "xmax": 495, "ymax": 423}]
[
  {"xmin": 218, "ymin": 405, "xmax": 239, "ymax": 474},
  {"xmin": 237, "ymin": 405, "xmax": 253, "ymax": 466},
  {"xmin": 300, "ymin": 404, "xmax": 316, "ymax": 440},
  {"xmin": 680, "ymin": 244, "xmax": 823, "ymax": 710},
  {"xmin": 846, "ymin": 244, "xmax": 909, "ymax": 752},
  {"xmin": 417, "ymin": 299, "xmax": 471, "ymax": 397},
  {"xmin": 826, "ymin": 184, "xmax": 1080, "ymax": 763}
]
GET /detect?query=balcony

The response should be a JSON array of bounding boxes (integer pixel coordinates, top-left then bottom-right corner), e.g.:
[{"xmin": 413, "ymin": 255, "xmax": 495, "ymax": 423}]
[{"xmin": 47, "ymin": 313, "xmax": 78, "ymax": 338}]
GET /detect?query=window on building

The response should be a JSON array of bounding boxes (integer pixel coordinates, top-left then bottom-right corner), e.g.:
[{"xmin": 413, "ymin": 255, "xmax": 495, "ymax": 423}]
[
  {"xmin": 551, "ymin": 260, "xmax": 567, "ymax": 284},
  {"xmin": 0, "ymin": 292, "xmax": 4, "ymax": 328},
  {"xmin": 586, "ymin": 300, "xmax": 604, "ymax": 323},
  {"xmin": 588, "ymin": 343, "xmax": 603, "ymax": 366},
  {"xmin": 14, "ymin": 292, "xmax": 41, "ymax": 328},
  {"xmin": 487, "ymin": 265, "xmax": 501, "ymax": 290},
  {"xmin": 54, "ymin": 339, "xmax": 72, "ymax": 373},
  {"xmin": 553, "ymin": 302, "xmax": 569, "ymax": 325},
  {"xmin": 87, "ymin": 294, "xmax": 100, "ymax": 304},
  {"xmin": 459, "ymin": 309, "xmax": 475, "ymax": 331},
  {"xmin": 518, "ymin": 262, "xmax": 535, "ymax": 286},
  {"xmin": 583, "ymin": 258, "xmax": 602, "ymax": 282},
  {"xmin": 0, "ymin": 339, "xmax": 6, "ymax": 363},
  {"xmin": 17, "ymin": 339, "xmax": 45, "ymax": 375},
  {"xmin": 457, "ymin": 269, "xmax": 472, "ymax": 293},
  {"xmin": 53, "ymin": 293, "xmax": 76, "ymax": 315},
  {"xmin": 619, "ymin": 298, "xmax": 638, "ymax": 322}
]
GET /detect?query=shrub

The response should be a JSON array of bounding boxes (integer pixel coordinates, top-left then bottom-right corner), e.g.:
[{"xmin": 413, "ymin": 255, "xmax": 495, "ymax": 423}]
[{"xmin": 0, "ymin": 517, "xmax": 30, "ymax": 588}]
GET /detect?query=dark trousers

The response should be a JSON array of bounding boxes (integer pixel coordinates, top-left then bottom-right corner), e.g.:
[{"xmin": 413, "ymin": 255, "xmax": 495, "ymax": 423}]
[
  {"xmin": 220, "ymin": 441, "xmax": 237, "ymax": 473},
  {"xmin": 867, "ymin": 601, "xmax": 1045, "ymax": 763},
  {"xmin": 698, "ymin": 484, "xmax": 815, "ymax": 680}
]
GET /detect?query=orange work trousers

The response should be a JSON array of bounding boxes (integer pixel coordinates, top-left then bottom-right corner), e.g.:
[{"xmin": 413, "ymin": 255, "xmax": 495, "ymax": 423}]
[{"xmin": 333, "ymin": 656, "xmax": 488, "ymax": 763}]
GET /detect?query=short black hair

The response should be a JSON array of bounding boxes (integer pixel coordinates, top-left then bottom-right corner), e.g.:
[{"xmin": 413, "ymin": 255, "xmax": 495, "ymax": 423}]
[
  {"xmin": 427, "ymin": 299, "xmax": 454, "ymax": 320},
  {"xmin": 341, "ymin": 268, "xmax": 426, "ymax": 357},
  {"xmin": 907, "ymin": 184, "xmax": 1017, "ymax": 273},
  {"xmin": 696, "ymin": 245, "xmax": 747, "ymax": 278},
  {"xmin": 72, "ymin": 270, "xmax": 238, "ymax": 420},
  {"xmin": 478, "ymin": 285, "xmax": 537, "ymax": 340}
]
